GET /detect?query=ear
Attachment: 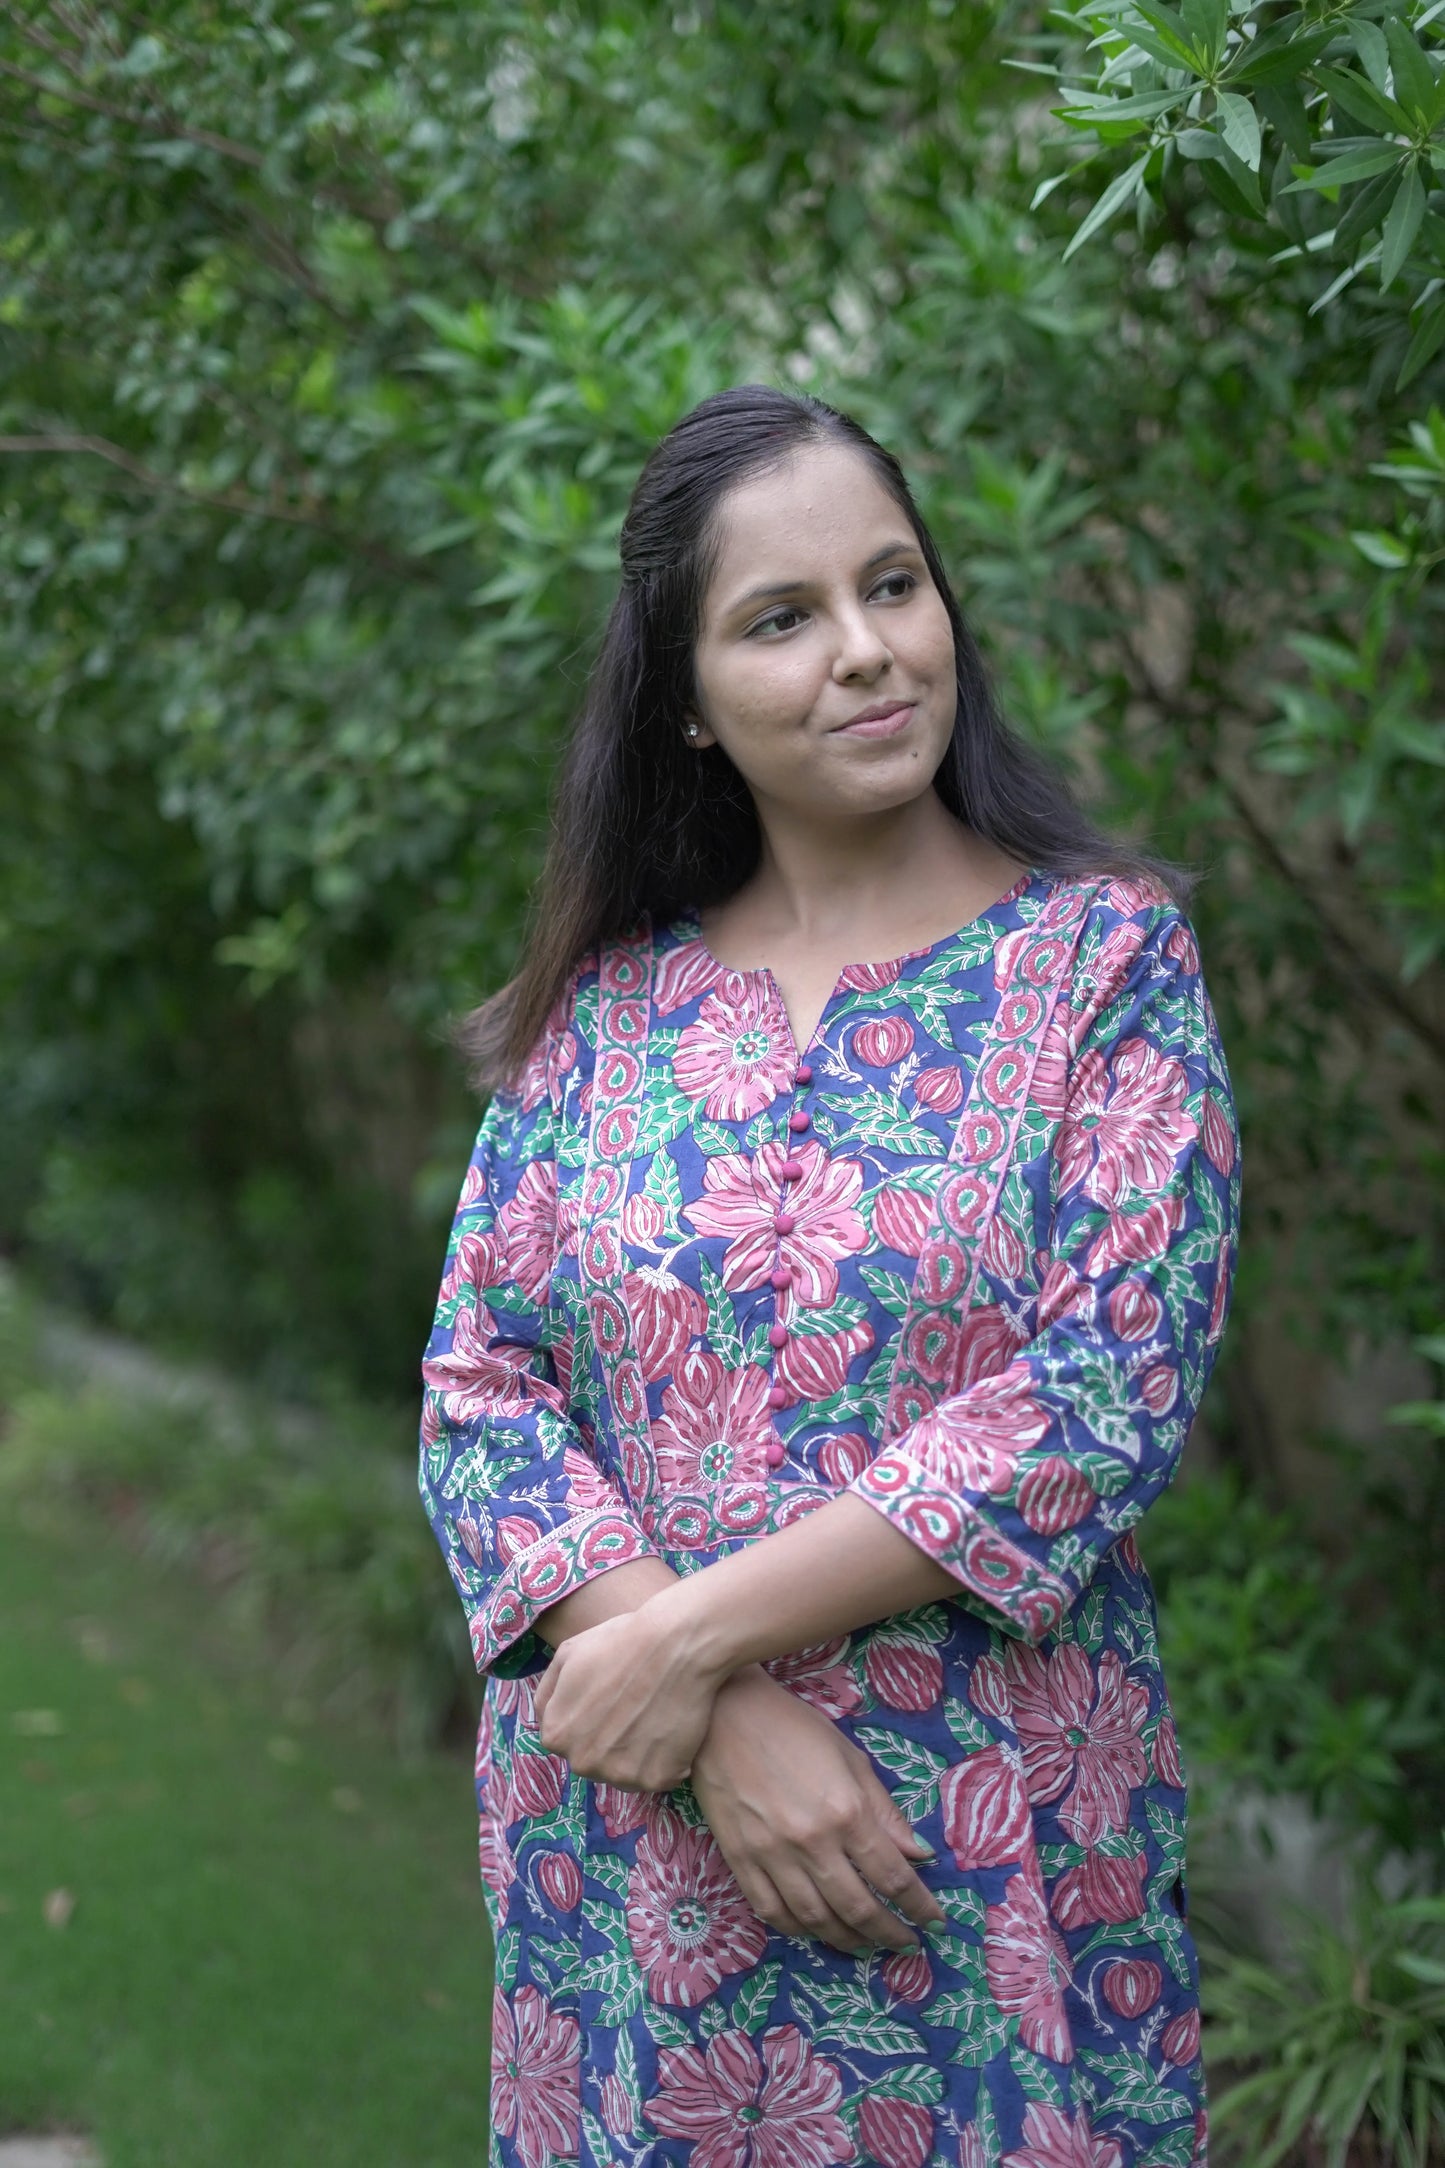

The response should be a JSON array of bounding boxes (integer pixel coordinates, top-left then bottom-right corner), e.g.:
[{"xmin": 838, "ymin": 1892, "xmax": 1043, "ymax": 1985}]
[{"xmin": 683, "ymin": 709, "xmax": 718, "ymax": 751}]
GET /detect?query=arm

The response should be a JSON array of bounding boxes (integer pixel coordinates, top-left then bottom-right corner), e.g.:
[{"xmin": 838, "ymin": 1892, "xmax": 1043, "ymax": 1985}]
[
  {"xmin": 419, "ymin": 1051, "xmax": 661, "ymax": 1678},
  {"xmin": 538, "ymin": 900, "xmax": 1241, "ymax": 1770}
]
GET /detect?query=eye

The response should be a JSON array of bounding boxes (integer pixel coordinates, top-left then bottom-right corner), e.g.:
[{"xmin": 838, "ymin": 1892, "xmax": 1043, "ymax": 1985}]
[
  {"xmin": 746, "ymin": 605, "xmax": 807, "ymax": 638},
  {"xmin": 870, "ymin": 570, "xmax": 918, "ymax": 602}
]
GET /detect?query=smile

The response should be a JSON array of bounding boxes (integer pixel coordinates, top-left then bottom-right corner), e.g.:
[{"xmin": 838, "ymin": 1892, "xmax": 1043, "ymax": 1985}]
[{"xmin": 830, "ymin": 701, "xmax": 917, "ymax": 740}]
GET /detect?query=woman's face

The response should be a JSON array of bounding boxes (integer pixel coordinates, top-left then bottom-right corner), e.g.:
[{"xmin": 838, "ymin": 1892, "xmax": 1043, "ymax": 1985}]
[{"xmin": 688, "ymin": 441, "xmax": 958, "ymax": 824}]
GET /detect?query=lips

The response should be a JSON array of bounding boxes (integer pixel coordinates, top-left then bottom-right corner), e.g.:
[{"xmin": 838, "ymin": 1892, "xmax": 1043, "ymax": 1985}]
[{"xmin": 830, "ymin": 700, "xmax": 917, "ymax": 739}]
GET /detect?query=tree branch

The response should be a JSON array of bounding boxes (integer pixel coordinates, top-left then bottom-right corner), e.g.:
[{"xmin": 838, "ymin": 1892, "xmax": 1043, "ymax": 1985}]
[
  {"xmin": 0, "ymin": 432, "xmax": 432, "ymax": 583},
  {"xmin": 0, "ymin": 52, "xmax": 263, "ymax": 167}
]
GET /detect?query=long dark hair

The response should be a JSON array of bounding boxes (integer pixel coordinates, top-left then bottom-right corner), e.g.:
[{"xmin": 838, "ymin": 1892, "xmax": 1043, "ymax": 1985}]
[{"xmin": 462, "ymin": 383, "xmax": 1194, "ymax": 1088}]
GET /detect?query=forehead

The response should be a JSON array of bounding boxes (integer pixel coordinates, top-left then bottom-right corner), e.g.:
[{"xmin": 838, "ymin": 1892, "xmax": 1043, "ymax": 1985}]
[{"xmin": 705, "ymin": 442, "xmax": 907, "ymax": 600}]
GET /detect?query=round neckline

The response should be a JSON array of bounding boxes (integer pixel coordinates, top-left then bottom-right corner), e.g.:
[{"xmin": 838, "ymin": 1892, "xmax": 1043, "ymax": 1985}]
[{"xmin": 678, "ymin": 862, "xmax": 1046, "ymax": 982}]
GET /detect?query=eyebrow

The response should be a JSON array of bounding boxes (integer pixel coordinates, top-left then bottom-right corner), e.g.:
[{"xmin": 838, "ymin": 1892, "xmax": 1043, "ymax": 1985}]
[{"xmin": 723, "ymin": 538, "xmax": 923, "ymax": 616}]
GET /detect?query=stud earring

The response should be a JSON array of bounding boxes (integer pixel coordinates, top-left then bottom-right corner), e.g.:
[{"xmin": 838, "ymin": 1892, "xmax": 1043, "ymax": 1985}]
[{"xmin": 686, "ymin": 723, "xmax": 699, "ymax": 740}]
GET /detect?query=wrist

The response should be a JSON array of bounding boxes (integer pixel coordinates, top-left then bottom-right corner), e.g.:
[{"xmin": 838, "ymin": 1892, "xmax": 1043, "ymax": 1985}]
[{"xmin": 641, "ymin": 1570, "xmax": 743, "ymax": 1686}]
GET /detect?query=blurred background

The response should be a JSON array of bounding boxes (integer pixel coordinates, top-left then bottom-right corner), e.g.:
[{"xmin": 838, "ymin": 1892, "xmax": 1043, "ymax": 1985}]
[{"xmin": 1, "ymin": 3, "xmax": 1442, "ymax": 2164}]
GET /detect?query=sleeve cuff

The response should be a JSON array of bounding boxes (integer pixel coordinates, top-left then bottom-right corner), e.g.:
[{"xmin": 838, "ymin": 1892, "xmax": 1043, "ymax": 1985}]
[
  {"xmin": 466, "ymin": 1505, "xmax": 659, "ymax": 1674},
  {"xmin": 849, "ymin": 1448, "xmax": 1072, "ymax": 1645}
]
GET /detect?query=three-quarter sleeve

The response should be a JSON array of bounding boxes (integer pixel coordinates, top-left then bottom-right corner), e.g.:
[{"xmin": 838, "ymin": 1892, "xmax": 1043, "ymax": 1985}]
[
  {"xmin": 847, "ymin": 903, "xmax": 1241, "ymax": 1644},
  {"xmin": 419, "ymin": 1070, "xmax": 658, "ymax": 1678}
]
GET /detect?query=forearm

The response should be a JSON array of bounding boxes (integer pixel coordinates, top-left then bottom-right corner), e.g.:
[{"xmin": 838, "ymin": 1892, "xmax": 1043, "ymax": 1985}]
[
  {"xmin": 645, "ymin": 1491, "xmax": 957, "ymax": 1682},
  {"xmin": 535, "ymin": 1557, "xmax": 681, "ymax": 1648}
]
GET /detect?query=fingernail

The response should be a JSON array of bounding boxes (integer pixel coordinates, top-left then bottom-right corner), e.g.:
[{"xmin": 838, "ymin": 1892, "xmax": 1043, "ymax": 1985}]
[
  {"xmin": 911, "ymin": 1841, "xmax": 936, "ymax": 1859},
  {"xmin": 852, "ymin": 1946, "xmax": 872, "ymax": 1960},
  {"xmin": 923, "ymin": 1917, "xmax": 949, "ymax": 1938}
]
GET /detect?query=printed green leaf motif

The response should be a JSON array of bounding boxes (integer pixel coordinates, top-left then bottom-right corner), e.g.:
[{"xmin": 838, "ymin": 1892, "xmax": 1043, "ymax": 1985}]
[
  {"xmin": 791, "ymin": 1292, "xmax": 870, "ymax": 1338},
  {"xmin": 632, "ymin": 1077, "xmax": 695, "ymax": 1155},
  {"xmin": 1014, "ymin": 2048, "xmax": 1067, "ymax": 2107},
  {"xmin": 854, "ymin": 1725, "xmax": 950, "ymax": 1814},
  {"xmin": 872, "ymin": 2061, "xmax": 945, "ymax": 2105},
  {"xmin": 1134, "ymin": 2127, "xmax": 1197, "ymax": 2168},
  {"xmin": 697, "ymin": 1253, "xmax": 746, "ymax": 1369},
  {"xmin": 1039, "ymin": 1841, "xmax": 1087, "ymax": 1876},
  {"xmin": 861, "ymin": 1262, "xmax": 915, "ymax": 1317},
  {"xmin": 835, "ymin": 1085, "xmax": 948, "ymax": 1156},
  {"xmin": 1145, "ymin": 1800, "xmax": 1187, "ymax": 1863},
  {"xmin": 937, "ymin": 1883, "xmax": 989, "ymax": 1936},
  {"xmin": 588, "ymin": 1851, "xmax": 631, "ymax": 1899},
  {"xmin": 690, "ymin": 1115, "xmax": 741, "ymax": 1159},
  {"xmin": 441, "ymin": 1444, "xmax": 530, "ymax": 1500},
  {"xmin": 932, "ymin": 1986, "xmax": 1012, "ymax": 2065},
  {"xmin": 641, "ymin": 1148, "xmax": 687, "ymax": 1237},
  {"xmin": 494, "ymin": 1923, "xmax": 521, "ymax": 1996},
  {"xmin": 731, "ymin": 1958, "xmax": 780, "ymax": 2033},
  {"xmin": 699, "ymin": 1998, "xmax": 729, "ymax": 2038},
  {"xmin": 800, "ymin": 1976, "xmax": 927, "ymax": 2057},
  {"xmin": 645, "ymin": 2004, "xmax": 694, "ymax": 2049},
  {"xmin": 581, "ymin": 2108, "xmax": 615, "ymax": 2159},
  {"xmin": 582, "ymin": 1894, "xmax": 629, "ymax": 1948},
  {"xmin": 577, "ymin": 1947, "xmax": 643, "ymax": 2027},
  {"xmin": 1077, "ymin": 2049, "xmax": 1191, "ymax": 2126},
  {"xmin": 943, "ymin": 1695, "xmax": 995, "ymax": 1752},
  {"xmin": 1076, "ymin": 1586, "xmax": 1108, "ymax": 1654}
]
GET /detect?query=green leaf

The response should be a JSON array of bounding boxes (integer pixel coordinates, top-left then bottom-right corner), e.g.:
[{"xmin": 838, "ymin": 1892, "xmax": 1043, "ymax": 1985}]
[
  {"xmin": 1315, "ymin": 64, "xmax": 1411, "ymax": 136},
  {"xmin": 1062, "ymin": 151, "xmax": 1153, "ymax": 262},
  {"xmin": 872, "ymin": 2061, "xmax": 946, "ymax": 2105},
  {"xmin": 1283, "ymin": 145, "xmax": 1405, "ymax": 195},
  {"xmin": 697, "ymin": 1253, "xmax": 745, "ymax": 1369},
  {"xmin": 1215, "ymin": 91, "xmax": 1261, "ymax": 172},
  {"xmin": 1348, "ymin": 18, "xmax": 1391, "ymax": 94},
  {"xmin": 1351, "ymin": 528, "xmax": 1413, "ymax": 569},
  {"xmin": 800, "ymin": 1975, "xmax": 927, "ymax": 2056},
  {"xmin": 860, "ymin": 1262, "xmax": 914, "ymax": 1317},
  {"xmin": 1179, "ymin": 0, "xmax": 1226, "ymax": 67},
  {"xmin": 1130, "ymin": 0, "xmax": 1206, "ymax": 70},
  {"xmin": 731, "ymin": 1959, "xmax": 780, "ymax": 2031},
  {"xmin": 1381, "ymin": 164, "xmax": 1427, "ymax": 290},
  {"xmin": 1384, "ymin": 16, "xmax": 1438, "ymax": 123}
]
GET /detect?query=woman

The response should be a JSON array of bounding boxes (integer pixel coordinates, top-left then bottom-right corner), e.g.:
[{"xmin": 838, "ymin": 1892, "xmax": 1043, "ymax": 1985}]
[{"xmin": 419, "ymin": 384, "xmax": 1240, "ymax": 2168}]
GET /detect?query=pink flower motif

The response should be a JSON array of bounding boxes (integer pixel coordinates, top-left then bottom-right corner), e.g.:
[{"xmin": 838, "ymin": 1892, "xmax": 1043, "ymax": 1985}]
[
  {"xmin": 985, "ymin": 1865, "xmax": 1074, "ymax": 2063},
  {"xmin": 656, "ymin": 938, "xmax": 724, "ymax": 1015},
  {"xmin": 478, "ymin": 1808, "xmax": 516, "ymax": 1925},
  {"xmin": 438, "ymin": 1228, "xmax": 505, "ymax": 1307},
  {"xmin": 1049, "ymin": 1847, "xmax": 1147, "ymax": 1930},
  {"xmin": 685, "ymin": 1140, "xmax": 867, "ymax": 1304},
  {"xmin": 954, "ymin": 1304, "xmax": 1030, "ymax": 1390},
  {"xmin": 600, "ymin": 2069, "xmax": 635, "ymax": 2139},
  {"xmin": 853, "ymin": 1015, "xmax": 915, "ymax": 1067},
  {"xmin": 490, "ymin": 1983, "xmax": 581, "ymax": 2168},
  {"xmin": 1108, "ymin": 1277, "xmax": 1164, "ymax": 1342},
  {"xmin": 764, "ymin": 1638, "xmax": 863, "ymax": 1720},
  {"xmin": 1162, "ymin": 2007, "xmax": 1202, "ymax": 2065},
  {"xmin": 1055, "ymin": 1037, "xmax": 1194, "ymax": 1205},
  {"xmin": 536, "ymin": 1851, "xmax": 582, "ymax": 1911},
  {"xmin": 424, "ymin": 1304, "xmax": 564, "ymax": 1427},
  {"xmin": 1016, "ymin": 1456, "xmax": 1097, "ymax": 1536},
  {"xmin": 561, "ymin": 1443, "xmax": 621, "ymax": 1514},
  {"xmin": 873, "ymin": 1182, "xmax": 933, "ymax": 1257},
  {"xmin": 597, "ymin": 1783, "xmax": 653, "ymax": 1838},
  {"xmin": 1004, "ymin": 1643, "xmax": 1150, "ymax": 1843},
  {"xmin": 857, "ymin": 2095, "xmax": 932, "ymax": 2168},
  {"xmin": 983, "ymin": 1214, "xmax": 1030, "ymax": 1281},
  {"xmin": 645, "ymin": 2023, "xmax": 854, "ymax": 2168},
  {"xmin": 881, "ymin": 1946, "xmax": 933, "ymax": 2004},
  {"xmin": 908, "ymin": 1372, "xmax": 1051, "ymax": 1496},
  {"xmin": 1165, "ymin": 921, "xmax": 1201, "ymax": 974},
  {"xmin": 1084, "ymin": 1192, "xmax": 1186, "ymax": 1276},
  {"xmin": 1139, "ymin": 1362, "xmax": 1178, "ymax": 1416},
  {"xmin": 495, "ymin": 1158, "xmax": 559, "ymax": 1300},
  {"xmin": 625, "ymin": 1812, "xmax": 767, "ymax": 2006},
  {"xmin": 816, "ymin": 1431, "xmax": 871, "ymax": 1485},
  {"xmin": 1101, "ymin": 1957, "xmax": 1162, "ymax": 2018},
  {"xmin": 969, "ymin": 1650, "xmax": 1013, "ymax": 1723},
  {"xmin": 1000, "ymin": 2102, "xmax": 1124, "ymax": 2168},
  {"xmin": 840, "ymin": 957, "xmax": 903, "ymax": 990},
  {"xmin": 653, "ymin": 1351, "xmax": 774, "ymax": 1487},
  {"xmin": 622, "ymin": 1189, "xmax": 667, "ymax": 1248},
  {"xmin": 1202, "ymin": 1091, "xmax": 1236, "ymax": 1175},
  {"xmin": 863, "ymin": 1627, "xmax": 944, "ymax": 1713},
  {"xmin": 915, "ymin": 1063, "xmax": 964, "ymax": 1113},
  {"xmin": 774, "ymin": 1317, "xmax": 874, "ymax": 1405},
  {"xmin": 1151, "ymin": 1711, "xmax": 1184, "ymax": 1788},
  {"xmin": 505, "ymin": 1742, "xmax": 569, "ymax": 1822},
  {"xmin": 624, "ymin": 1265, "xmax": 709, "ymax": 1382},
  {"xmin": 941, "ymin": 1743, "xmax": 1032, "ymax": 1869},
  {"xmin": 673, "ymin": 976, "xmax": 795, "ymax": 1120}
]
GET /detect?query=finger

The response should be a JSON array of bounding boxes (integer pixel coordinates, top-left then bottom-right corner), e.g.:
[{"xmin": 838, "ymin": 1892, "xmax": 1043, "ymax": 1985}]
[
  {"xmin": 532, "ymin": 1660, "xmax": 559, "ymax": 1725},
  {"xmin": 782, "ymin": 1848, "xmax": 920, "ymax": 1955},
  {"xmin": 727, "ymin": 1859, "xmax": 810, "ymax": 1943},
  {"xmin": 848, "ymin": 1832, "xmax": 947, "ymax": 1931},
  {"xmin": 770, "ymin": 1863, "xmax": 874, "ymax": 1957}
]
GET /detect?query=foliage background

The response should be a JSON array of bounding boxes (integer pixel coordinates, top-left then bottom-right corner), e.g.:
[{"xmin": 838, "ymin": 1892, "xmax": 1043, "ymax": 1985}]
[{"xmin": 1, "ymin": 2, "xmax": 1443, "ymax": 2161}]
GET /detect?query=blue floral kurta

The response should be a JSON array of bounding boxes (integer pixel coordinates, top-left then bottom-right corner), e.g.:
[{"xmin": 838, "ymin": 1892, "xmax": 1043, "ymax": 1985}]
[{"xmin": 419, "ymin": 865, "xmax": 1241, "ymax": 2168}]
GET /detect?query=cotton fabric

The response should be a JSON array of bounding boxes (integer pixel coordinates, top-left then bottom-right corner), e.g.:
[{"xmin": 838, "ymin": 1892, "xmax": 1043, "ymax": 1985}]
[{"xmin": 419, "ymin": 865, "xmax": 1241, "ymax": 2168}]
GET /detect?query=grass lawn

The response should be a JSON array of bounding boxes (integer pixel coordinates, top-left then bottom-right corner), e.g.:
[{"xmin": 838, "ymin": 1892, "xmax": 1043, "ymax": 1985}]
[{"xmin": 0, "ymin": 1499, "xmax": 492, "ymax": 2167}]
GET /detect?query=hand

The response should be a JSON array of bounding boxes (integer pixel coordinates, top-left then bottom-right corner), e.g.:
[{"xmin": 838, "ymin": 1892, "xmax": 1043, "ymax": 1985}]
[
  {"xmin": 533, "ymin": 1604, "xmax": 726, "ymax": 1791},
  {"xmin": 689, "ymin": 1667, "xmax": 947, "ymax": 1957}
]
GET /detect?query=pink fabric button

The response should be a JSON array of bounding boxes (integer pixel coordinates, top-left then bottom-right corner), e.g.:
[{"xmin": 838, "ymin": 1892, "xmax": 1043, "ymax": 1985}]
[
  {"xmin": 767, "ymin": 1322, "xmax": 789, "ymax": 1349},
  {"xmin": 779, "ymin": 1158, "xmax": 803, "ymax": 1182},
  {"xmin": 767, "ymin": 1384, "xmax": 788, "ymax": 1410},
  {"xmin": 769, "ymin": 1266, "xmax": 793, "ymax": 1291},
  {"xmin": 795, "ymin": 1063, "xmax": 813, "ymax": 1085},
  {"xmin": 788, "ymin": 1109, "xmax": 810, "ymax": 1133},
  {"xmin": 775, "ymin": 1211, "xmax": 796, "ymax": 1235},
  {"xmin": 766, "ymin": 1441, "xmax": 785, "ymax": 1470}
]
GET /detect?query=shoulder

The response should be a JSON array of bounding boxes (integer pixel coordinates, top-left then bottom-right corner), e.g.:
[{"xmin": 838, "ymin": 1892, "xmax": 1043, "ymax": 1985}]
[{"xmin": 1033, "ymin": 868, "xmax": 1204, "ymax": 1020}]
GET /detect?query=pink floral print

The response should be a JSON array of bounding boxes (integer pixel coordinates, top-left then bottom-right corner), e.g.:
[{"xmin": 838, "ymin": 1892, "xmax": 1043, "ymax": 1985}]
[{"xmin": 419, "ymin": 867, "xmax": 1241, "ymax": 2166}]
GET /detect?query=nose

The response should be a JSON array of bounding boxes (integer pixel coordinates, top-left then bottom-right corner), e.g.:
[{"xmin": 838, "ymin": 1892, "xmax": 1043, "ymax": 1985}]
[{"xmin": 831, "ymin": 599, "xmax": 893, "ymax": 683}]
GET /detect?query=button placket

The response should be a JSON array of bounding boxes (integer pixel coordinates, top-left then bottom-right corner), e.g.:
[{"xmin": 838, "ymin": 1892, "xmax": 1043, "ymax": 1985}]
[{"xmin": 764, "ymin": 1058, "xmax": 814, "ymax": 1471}]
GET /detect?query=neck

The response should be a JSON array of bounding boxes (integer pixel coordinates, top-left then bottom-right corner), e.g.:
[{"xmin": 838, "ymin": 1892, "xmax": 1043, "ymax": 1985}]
[{"xmin": 741, "ymin": 789, "xmax": 987, "ymax": 942}]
